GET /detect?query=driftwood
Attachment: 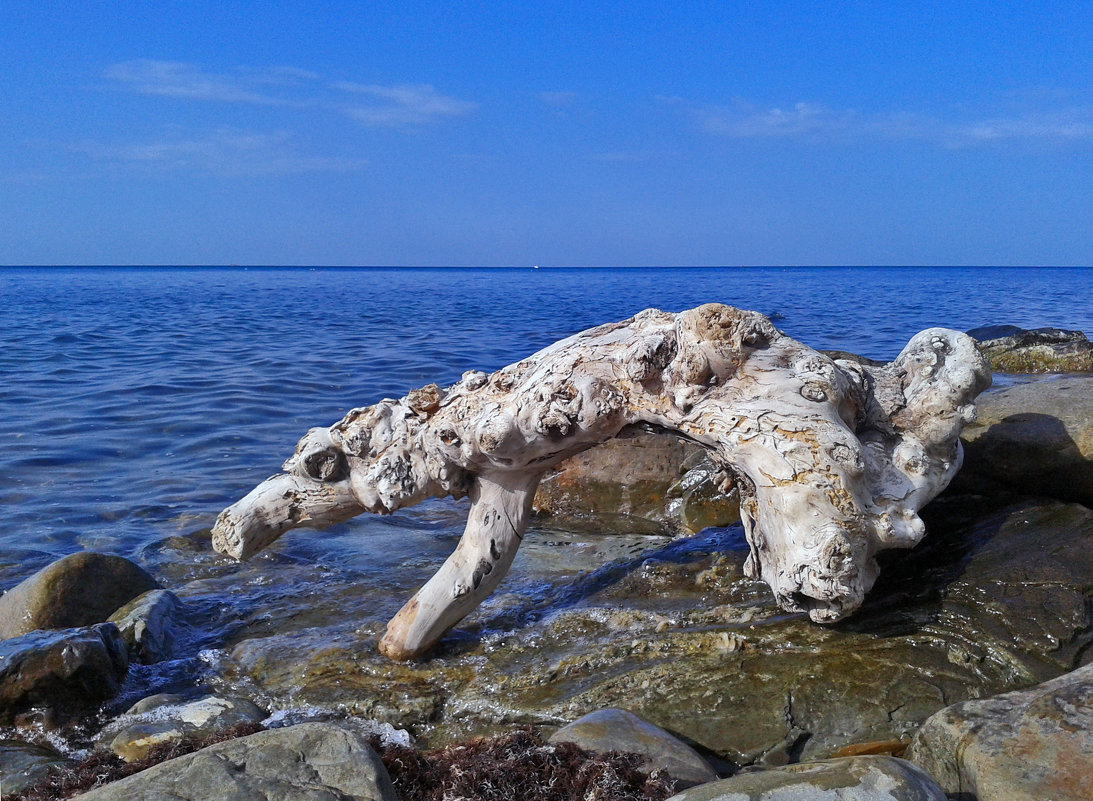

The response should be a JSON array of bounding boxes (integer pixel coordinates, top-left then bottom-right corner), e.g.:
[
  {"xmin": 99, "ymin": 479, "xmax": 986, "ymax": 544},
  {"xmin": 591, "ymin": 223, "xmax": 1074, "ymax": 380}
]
[{"xmin": 213, "ymin": 304, "xmax": 991, "ymax": 661}]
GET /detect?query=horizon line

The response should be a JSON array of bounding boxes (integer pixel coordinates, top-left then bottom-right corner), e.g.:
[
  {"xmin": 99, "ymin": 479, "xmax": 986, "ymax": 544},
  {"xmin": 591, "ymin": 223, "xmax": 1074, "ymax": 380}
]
[{"xmin": 2, "ymin": 263, "xmax": 1090, "ymax": 270}]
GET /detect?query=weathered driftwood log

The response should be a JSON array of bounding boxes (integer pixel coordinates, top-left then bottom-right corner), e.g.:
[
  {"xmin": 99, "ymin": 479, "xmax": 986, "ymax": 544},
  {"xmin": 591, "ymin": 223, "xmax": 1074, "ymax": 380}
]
[{"xmin": 213, "ymin": 304, "xmax": 991, "ymax": 661}]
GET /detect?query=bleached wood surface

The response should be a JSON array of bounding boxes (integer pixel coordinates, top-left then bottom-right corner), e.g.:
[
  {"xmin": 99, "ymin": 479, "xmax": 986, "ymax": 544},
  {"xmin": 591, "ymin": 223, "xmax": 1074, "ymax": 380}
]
[{"xmin": 213, "ymin": 304, "xmax": 991, "ymax": 660}]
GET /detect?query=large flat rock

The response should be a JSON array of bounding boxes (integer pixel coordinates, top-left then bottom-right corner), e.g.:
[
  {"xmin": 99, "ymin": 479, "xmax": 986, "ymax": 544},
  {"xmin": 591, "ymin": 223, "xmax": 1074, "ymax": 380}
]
[
  {"xmin": 222, "ymin": 497, "xmax": 1093, "ymax": 766},
  {"xmin": 958, "ymin": 375, "xmax": 1093, "ymax": 505}
]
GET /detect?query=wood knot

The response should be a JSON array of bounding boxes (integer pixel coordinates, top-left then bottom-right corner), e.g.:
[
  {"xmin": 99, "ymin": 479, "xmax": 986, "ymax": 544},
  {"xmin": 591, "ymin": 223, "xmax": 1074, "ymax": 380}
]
[
  {"xmin": 406, "ymin": 384, "xmax": 443, "ymax": 414},
  {"xmin": 301, "ymin": 447, "xmax": 347, "ymax": 482}
]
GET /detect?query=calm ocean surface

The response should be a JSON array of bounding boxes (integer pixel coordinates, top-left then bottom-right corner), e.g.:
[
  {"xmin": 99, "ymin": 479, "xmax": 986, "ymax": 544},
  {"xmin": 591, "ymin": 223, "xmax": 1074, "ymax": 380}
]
[{"xmin": 1, "ymin": 266, "xmax": 1090, "ymax": 582}]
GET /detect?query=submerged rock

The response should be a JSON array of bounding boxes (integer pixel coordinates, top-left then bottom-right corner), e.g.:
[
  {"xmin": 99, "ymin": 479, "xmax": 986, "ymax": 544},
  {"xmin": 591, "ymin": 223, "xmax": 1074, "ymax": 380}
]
[
  {"xmin": 108, "ymin": 588, "xmax": 184, "ymax": 664},
  {"xmin": 969, "ymin": 325, "xmax": 1093, "ymax": 373},
  {"xmin": 907, "ymin": 661, "xmax": 1093, "ymax": 801},
  {"xmin": 222, "ymin": 497, "xmax": 1093, "ymax": 767},
  {"xmin": 548, "ymin": 707, "xmax": 719, "ymax": 788},
  {"xmin": 0, "ymin": 552, "xmax": 159, "ymax": 640},
  {"xmin": 73, "ymin": 721, "xmax": 396, "ymax": 801},
  {"xmin": 666, "ymin": 756, "xmax": 946, "ymax": 801},
  {"xmin": 0, "ymin": 623, "xmax": 128, "ymax": 727},
  {"xmin": 957, "ymin": 375, "xmax": 1093, "ymax": 505}
]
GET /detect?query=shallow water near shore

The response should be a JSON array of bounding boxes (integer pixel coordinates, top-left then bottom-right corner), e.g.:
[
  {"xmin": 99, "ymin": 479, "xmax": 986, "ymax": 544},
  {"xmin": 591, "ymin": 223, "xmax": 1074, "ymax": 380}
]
[{"xmin": 1, "ymin": 265, "xmax": 1091, "ymax": 748}]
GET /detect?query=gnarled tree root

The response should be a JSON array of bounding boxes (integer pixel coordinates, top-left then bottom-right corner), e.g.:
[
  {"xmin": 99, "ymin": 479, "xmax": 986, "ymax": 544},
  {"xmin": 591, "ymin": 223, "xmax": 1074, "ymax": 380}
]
[{"xmin": 213, "ymin": 304, "xmax": 990, "ymax": 660}]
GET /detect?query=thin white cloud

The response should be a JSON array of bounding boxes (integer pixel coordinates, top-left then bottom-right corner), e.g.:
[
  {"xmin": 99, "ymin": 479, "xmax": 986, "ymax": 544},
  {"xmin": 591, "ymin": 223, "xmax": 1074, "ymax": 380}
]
[
  {"xmin": 668, "ymin": 96, "xmax": 1093, "ymax": 146},
  {"xmin": 103, "ymin": 60, "xmax": 288, "ymax": 105},
  {"xmin": 76, "ymin": 129, "xmax": 367, "ymax": 176},
  {"xmin": 695, "ymin": 100, "xmax": 857, "ymax": 138},
  {"xmin": 957, "ymin": 112, "xmax": 1093, "ymax": 142},
  {"xmin": 334, "ymin": 82, "xmax": 477, "ymax": 126},
  {"xmin": 240, "ymin": 65, "xmax": 323, "ymax": 85},
  {"xmin": 104, "ymin": 61, "xmax": 477, "ymax": 127}
]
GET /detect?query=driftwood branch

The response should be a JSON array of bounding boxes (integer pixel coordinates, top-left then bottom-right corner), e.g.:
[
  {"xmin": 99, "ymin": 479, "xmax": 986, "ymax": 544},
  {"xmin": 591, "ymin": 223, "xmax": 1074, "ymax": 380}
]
[{"xmin": 213, "ymin": 304, "xmax": 990, "ymax": 660}]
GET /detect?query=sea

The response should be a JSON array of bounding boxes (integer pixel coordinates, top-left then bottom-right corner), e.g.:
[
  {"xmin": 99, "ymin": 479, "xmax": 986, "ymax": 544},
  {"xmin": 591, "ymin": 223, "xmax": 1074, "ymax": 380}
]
[{"xmin": 1, "ymin": 265, "xmax": 1090, "ymax": 735}]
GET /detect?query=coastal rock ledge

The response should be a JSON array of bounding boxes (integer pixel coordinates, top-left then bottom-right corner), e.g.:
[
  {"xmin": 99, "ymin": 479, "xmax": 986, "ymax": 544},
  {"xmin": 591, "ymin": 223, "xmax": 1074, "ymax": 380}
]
[{"xmin": 969, "ymin": 325, "xmax": 1093, "ymax": 373}]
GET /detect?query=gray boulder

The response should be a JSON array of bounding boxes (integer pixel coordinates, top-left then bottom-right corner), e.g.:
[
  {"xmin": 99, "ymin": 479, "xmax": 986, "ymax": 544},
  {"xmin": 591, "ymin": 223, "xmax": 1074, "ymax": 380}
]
[
  {"xmin": 907, "ymin": 661, "xmax": 1093, "ymax": 801},
  {"xmin": 969, "ymin": 325, "xmax": 1093, "ymax": 373},
  {"xmin": 666, "ymin": 757, "xmax": 946, "ymax": 800},
  {"xmin": 0, "ymin": 552, "xmax": 159, "ymax": 639},
  {"xmin": 108, "ymin": 588, "xmax": 184, "ymax": 664},
  {"xmin": 958, "ymin": 375, "xmax": 1093, "ymax": 505},
  {"xmin": 103, "ymin": 693, "xmax": 268, "ymax": 762},
  {"xmin": 548, "ymin": 707, "xmax": 718, "ymax": 788},
  {"xmin": 74, "ymin": 721, "xmax": 396, "ymax": 800},
  {"xmin": 0, "ymin": 739, "xmax": 72, "ymax": 795},
  {"xmin": 0, "ymin": 623, "xmax": 128, "ymax": 726}
]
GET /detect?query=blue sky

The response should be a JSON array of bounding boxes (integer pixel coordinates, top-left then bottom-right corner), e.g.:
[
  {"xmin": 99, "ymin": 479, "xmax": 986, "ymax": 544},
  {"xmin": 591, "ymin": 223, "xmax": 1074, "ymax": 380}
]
[{"xmin": 3, "ymin": 2, "xmax": 1092, "ymax": 266}]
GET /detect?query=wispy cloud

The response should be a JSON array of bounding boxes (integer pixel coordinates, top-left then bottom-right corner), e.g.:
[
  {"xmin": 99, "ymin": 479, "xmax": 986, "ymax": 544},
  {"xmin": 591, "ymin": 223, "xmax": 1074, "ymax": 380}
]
[
  {"xmin": 75, "ymin": 129, "xmax": 367, "ymax": 176},
  {"xmin": 103, "ymin": 60, "xmax": 288, "ymax": 105},
  {"xmin": 688, "ymin": 100, "xmax": 858, "ymax": 138},
  {"xmin": 666, "ymin": 96, "xmax": 1093, "ymax": 147},
  {"xmin": 104, "ymin": 60, "xmax": 477, "ymax": 128},
  {"xmin": 956, "ymin": 112, "xmax": 1093, "ymax": 142},
  {"xmin": 334, "ymin": 82, "xmax": 477, "ymax": 126}
]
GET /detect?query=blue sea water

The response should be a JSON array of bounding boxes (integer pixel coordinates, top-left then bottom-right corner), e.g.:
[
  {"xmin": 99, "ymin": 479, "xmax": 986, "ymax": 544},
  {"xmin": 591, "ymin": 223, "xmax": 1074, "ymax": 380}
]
[{"xmin": 0, "ymin": 265, "xmax": 1090, "ymax": 583}]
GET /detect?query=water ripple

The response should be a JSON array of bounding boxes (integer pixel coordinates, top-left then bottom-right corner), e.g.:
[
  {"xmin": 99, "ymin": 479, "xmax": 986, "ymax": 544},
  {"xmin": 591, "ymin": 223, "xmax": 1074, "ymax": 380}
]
[{"xmin": 1, "ymin": 265, "xmax": 1089, "ymax": 600}]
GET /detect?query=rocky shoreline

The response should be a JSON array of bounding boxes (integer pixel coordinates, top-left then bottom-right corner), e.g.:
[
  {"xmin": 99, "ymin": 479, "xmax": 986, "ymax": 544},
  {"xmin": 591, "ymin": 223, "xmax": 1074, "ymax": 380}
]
[{"xmin": 1, "ymin": 328, "xmax": 1091, "ymax": 800}]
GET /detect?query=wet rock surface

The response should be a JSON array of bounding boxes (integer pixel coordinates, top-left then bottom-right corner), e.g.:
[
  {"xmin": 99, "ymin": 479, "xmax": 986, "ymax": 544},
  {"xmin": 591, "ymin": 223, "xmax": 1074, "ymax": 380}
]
[
  {"xmin": 907, "ymin": 661, "xmax": 1093, "ymax": 801},
  {"xmin": 957, "ymin": 374, "xmax": 1093, "ymax": 505},
  {"xmin": 0, "ymin": 738, "xmax": 72, "ymax": 795},
  {"xmin": 0, "ymin": 622, "xmax": 128, "ymax": 727},
  {"xmin": 102, "ymin": 693, "xmax": 268, "ymax": 761},
  {"xmin": 534, "ymin": 429, "xmax": 738, "ymax": 534},
  {"xmin": 548, "ymin": 707, "xmax": 719, "ymax": 788},
  {"xmin": 108, "ymin": 588, "xmax": 184, "ymax": 664},
  {"xmin": 969, "ymin": 325, "xmax": 1093, "ymax": 373},
  {"xmin": 72, "ymin": 721, "xmax": 396, "ymax": 801},
  {"xmin": 0, "ymin": 552, "xmax": 159, "ymax": 640},
  {"xmin": 219, "ymin": 496, "xmax": 1093, "ymax": 767},
  {"xmin": 666, "ymin": 756, "xmax": 946, "ymax": 801}
]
